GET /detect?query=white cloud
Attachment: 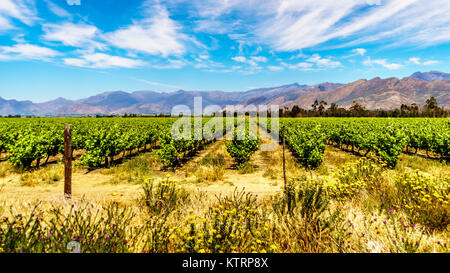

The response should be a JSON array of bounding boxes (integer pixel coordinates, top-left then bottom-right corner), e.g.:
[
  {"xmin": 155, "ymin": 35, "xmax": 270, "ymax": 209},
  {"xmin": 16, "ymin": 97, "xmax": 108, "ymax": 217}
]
[
  {"xmin": 63, "ymin": 58, "xmax": 86, "ymax": 67},
  {"xmin": 135, "ymin": 78, "xmax": 183, "ymax": 89},
  {"xmin": 279, "ymin": 53, "xmax": 343, "ymax": 71},
  {"xmin": 352, "ymin": 48, "xmax": 367, "ymax": 56},
  {"xmin": 267, "ymin": 65, "xmax": 284, "ymax": 71},
  {"xmin": 423, "ymin": 60, "xmax": 440, "ymax": 65},
  {"xmin": 289, "ymin": 51, "xmax": 307, "ymax": 60},
  {"xmin": 408, "ymin": 57, "xmax": 440, "ymax": 66},
  {"xmin": 63, "ymin": 53, "xmax": 146, "ymax": 68},
  {"xmin": 281, "ymin": 62, "xmax": 314, "ymax": 70},
  {"xmin": 232, "ymin": 56, "xmax": 247, "ymax": 63},
  {"xmin": 409, "ymin": 57, "xmax": 421, "ymax": 64},
  {"xmin": 67, "ymin": 0, "xmax": 81, "ymax": 6},
  {"xmin": 0, "ymin": 43, "xmax": 59, "ymax": 60},
  {"xmin": 250, "ymin": 56, "xmax": 267, "ymax": 63},
  {"xmin": 104, "ymin": 5, "xmax": 186, "ymax": 57},
  {"xmin": 184, "ymin": 0, "xmax": 450, "ymax": 51},
  {"xmin": 153, "ymin": 59, "xmax": 186, "ymax": 69},
  {"xmin": 307, "ymin": 54, "xmax": 342, "ymax": 68},
  {"xmin": 192, "ymin": 53, "xmax": 224, "ymax": 70},
  {"xmin": 232, "ymin": 55, "xmax": 267, "ymax": 67},
  {"xmin": 45, "ymin": 0, "xmax": 72, "ymax": 18},
  {"xmin": 0, "ymin": 15, "xmax": 12, "ymax": 30},
  {"xmin": 43, "ymin": 22, "xmax": 104, "ymax": 49},
  {"xmin": 0, "ymin": 0, "xmax": 38, "ymax": 27},
  {"xmin": 363, "ymin": 57, "xmax": 402, "ymax": 70}
]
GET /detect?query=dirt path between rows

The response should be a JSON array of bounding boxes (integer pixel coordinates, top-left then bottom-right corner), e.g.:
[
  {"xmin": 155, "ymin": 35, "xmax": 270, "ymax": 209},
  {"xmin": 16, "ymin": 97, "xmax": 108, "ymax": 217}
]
[
  {"xmin": 0, "ymin": 127, "xmax": 303, "ymax": 205},
  {"xmin": 178, "ymin": 125, "xmax": 303, "ymax": 197}
]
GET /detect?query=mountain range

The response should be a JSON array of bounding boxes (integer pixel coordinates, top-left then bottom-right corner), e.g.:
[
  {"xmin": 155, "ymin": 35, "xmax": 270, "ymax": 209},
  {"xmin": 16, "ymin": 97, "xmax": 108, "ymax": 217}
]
[{"xmin": 1, "ymin": 71, "xmax": 449, "ymax": 115}]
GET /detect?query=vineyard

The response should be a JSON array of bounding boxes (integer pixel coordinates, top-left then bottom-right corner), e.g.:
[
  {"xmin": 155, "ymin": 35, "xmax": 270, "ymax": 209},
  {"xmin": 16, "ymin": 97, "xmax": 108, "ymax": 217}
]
[
  {"xmin": 0, "ymin": 117, "xmax": 449, "ymax": 253},
  {"xmin": 276, "ymin": 118, "xmax": 449, "ymax": 168},
  {"xmin": 0, "ymin": 117, "xmax": 221, "ymax": 169}
]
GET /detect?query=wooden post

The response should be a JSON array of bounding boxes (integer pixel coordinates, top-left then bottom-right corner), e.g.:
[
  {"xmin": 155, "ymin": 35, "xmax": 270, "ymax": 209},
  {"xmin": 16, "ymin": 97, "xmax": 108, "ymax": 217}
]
[
  {"xmin": 64, "ymin": 125, "xmax": 72, "ymax": 199},
  {"xmin": 282, "ymin": 126, "xmax": 287, "ymax": 191}
]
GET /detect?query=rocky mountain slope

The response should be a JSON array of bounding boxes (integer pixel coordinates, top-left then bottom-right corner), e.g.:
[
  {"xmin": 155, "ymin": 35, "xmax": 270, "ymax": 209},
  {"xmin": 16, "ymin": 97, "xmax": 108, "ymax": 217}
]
[{"xmin": 0, "ymin": 71, "xmax": 449, "ymax": 115}]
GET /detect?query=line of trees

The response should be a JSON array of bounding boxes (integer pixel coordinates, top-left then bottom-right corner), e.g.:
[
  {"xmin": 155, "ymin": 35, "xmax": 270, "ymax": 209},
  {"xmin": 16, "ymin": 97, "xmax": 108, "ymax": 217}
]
[{"xmin": 281, "ymin": 97, "xmax": 449, "ymax": 118}]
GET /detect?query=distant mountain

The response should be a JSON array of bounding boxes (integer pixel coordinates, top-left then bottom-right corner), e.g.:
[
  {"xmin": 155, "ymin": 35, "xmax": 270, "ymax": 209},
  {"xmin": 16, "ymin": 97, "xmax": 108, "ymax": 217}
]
[
  {"xmin": 1, "ymin": 71, "xmax": 449, "ymax": 115},
  {"xmin": 410, "ymin": 71, "xmax": 450, "ymax": 81},
  {"xmin": 0, "ymin": 97, "xmax": 48, "ymax": 116},
  {"xmin": 54, "ymin": 83, "xmax": 313, "ymax": 115},
  {"xmin": 284, "ymin": 76, "xmax": 450, "ymax": 110},
  {"xmin": 0, "ymin": 83, "xmax": 315, "ymax": 115},
  {"xmin": 36, "ymin": 98, "xmax": 73, "ymax": 111}
]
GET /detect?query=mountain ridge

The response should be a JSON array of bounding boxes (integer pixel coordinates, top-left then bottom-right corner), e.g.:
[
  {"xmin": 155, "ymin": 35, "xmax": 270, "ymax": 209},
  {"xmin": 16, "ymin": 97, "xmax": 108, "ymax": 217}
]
[{"xmin": 1, "ymin": 71, "xmax": 449, "ymax": 115}]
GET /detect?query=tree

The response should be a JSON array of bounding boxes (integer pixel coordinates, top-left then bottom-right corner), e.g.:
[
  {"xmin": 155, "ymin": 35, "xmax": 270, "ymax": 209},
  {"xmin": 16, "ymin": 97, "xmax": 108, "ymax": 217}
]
[
  {"xmin": 318, "ymin": 100, "xmax": 328, "ymax": 116},
  {"xmin": 328, "ymin": 103, "xmax": 338, "ymax": 116},
  {"xmin": 291, "ymin": 105, "xmax": 302, "ymax": 117},
  {"xmin": 349, "ymin": 101, "xmax": 367, "ymax": 116},
  {"xmin": 425, "ymin": 97, "xmax": 438, "ymax": 110},
  {"xmin": 410, "ymin": 103, "xmax": 420, "ymax": 117},
  {"xmin": 311, "ymin": 100, "xmax": 319, "ymax": 112},
  {"xmin": 424, "ymin": 96, "xmax": 441, "ymax": 117}
]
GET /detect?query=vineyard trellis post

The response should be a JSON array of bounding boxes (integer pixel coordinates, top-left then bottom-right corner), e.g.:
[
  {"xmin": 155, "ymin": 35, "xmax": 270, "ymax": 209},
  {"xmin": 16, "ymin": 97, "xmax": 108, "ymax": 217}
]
[
  {"xmin": 64, "ymin": 125, "xmax": 72, "ymax": 199},
  {"xmin": 282, "ymin": 126, "xmax": 287, "ymax": 191}
]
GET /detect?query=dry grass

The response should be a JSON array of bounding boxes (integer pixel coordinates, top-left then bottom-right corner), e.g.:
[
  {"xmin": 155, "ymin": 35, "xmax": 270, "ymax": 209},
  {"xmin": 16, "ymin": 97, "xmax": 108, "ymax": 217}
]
[
  {"xmin": 1, "ymin": 160, "xmax": 449, "ymax": 253},
  {"xmin": 19, "ymin": 164, "xmax": 63, "ymax": 186},
  {"xmin": 396, "ymin": 153, "xmax": 450, "ymax": 177},
  {"xmin": 101, "ymin": 152, "xmax": 161, "ymax": 184},
  {"xmin": 0, "ymin": 162, "xmax": 12, "ymax": 178}
]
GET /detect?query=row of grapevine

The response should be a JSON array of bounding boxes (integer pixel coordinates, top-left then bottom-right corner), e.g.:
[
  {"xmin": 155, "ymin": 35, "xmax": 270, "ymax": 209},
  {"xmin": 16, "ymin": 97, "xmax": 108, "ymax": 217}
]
[
  {"xmin": 322, "ymin": 118, "xmax": 449, "ymax": 167},
  {"xmin": 226, "ymin": 118, "xmax": 260, "ymax": 166},
  {"xmin": 0, "ymin": 120, "xmax": 66, "ymax": 168},
  {"xmin": 0, "ymin": 118, "xmax": 176, "ymax": 169},
  {"xmin": 157, "ymin": 118, "xmax": 216, "ymax": 167},
  {"xmin": 265, "ymin": 118, "xmax": 449, "ymax": 169},
  {"xmin": 273, "ymin": 119, "xmax": 327, "ymax": 168},
  {"xmin": 78, "ymin": 119, "xmax": 170, "ymax": 168},
  {"xmin": 1, "ymin": 117, "xmax": 447, "ymax": 170}
]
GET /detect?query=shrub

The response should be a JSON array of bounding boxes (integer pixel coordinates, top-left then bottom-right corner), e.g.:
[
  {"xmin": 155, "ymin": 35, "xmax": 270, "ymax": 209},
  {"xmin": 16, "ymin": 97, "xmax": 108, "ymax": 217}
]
[
  {"xmin": 140, "ymin": 176, "xmax": 190, "ymax": 215},
  {"xmin": 396, "ymin": 172, "xmax": 450, "ymax": 230},
  {"xmin": 0, "ymin": 202, "xmax": 142, "ymax": 253}
]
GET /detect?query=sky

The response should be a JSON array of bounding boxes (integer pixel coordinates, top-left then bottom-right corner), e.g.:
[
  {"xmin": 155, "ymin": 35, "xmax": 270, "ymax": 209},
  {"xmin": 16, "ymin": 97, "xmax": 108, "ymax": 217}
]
[{"xmin": 1, "ymin": 0, "xmax": 450, "ymax": 102}]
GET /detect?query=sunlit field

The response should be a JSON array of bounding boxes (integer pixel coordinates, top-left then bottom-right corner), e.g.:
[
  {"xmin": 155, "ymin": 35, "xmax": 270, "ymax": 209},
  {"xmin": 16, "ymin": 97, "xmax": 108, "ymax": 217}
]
[{"xmin": 0, "ymin": 117, "xmax": 449, "ymax": 253}]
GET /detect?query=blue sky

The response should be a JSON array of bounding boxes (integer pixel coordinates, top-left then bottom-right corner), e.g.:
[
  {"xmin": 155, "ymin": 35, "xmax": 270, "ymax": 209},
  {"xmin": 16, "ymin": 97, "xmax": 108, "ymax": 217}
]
[{"xmin": 1, "ymin": 0, "xmax": 450, "ymax": 102}]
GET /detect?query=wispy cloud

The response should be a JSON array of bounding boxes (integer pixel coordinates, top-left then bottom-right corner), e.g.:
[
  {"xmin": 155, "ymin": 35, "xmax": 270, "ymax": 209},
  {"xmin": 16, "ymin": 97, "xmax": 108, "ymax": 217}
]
[
  {"xmin": 63, "ymin": 53, "xmax": 146, "ymax": 68},
  {"xmin": 104, "ymin": 4, "xmax": 187, "ymax": 57},
  {"xmin": 182, "ymin": 0, "xmax": 450, "ymax": 51},
  {"xmin": 409, "ymin": 57, "xmax": 440, "ymax": 66},
  {"xmin": 307, "ymin": 54, "xmax": 342, "ymax": 68},
  {"xmin": 0, "ymin": 43, "xmax": 60, "ymax": 61},
  {"xmin": 152, "ymin": 59, "xmax": 186, "ymax": 69},
  {"xmin": 281, "ymin": 62, "xmax": 314, "ymax": 70},
  {"xmin": 364, "ymin": 57, "xmax": 402, "ymax": 70},
  {"xmin": 134, "ymin": 78, "xmax": 183, "ymax": 89},
  {"xmin": 422, "ymin": 60, "xmax": 440, "ymax": 65},
  {"xmin": 232, "ymin": 55, "xmax": 267, "ymax": 67},
  {"xmin": 45, "ymin": 0, "xmax": 72, "ymax": 18},
  {"xmin": 409, "ymin": 57, "xmax": 421, "ymax": 65},
  {"xmin": 43, "ymin": 22, "xmax": 105, "ymax": 50},
  {"xmin": 267, "ymin": 65, "xmax": 284, "ymax": 71},
  {"xmin": 0, "ymin": 0, "xmax": 38, "ymax": 29},
  {"xmin": 352, "ymin": 48, "xmax": 367, "ymax": 56}
]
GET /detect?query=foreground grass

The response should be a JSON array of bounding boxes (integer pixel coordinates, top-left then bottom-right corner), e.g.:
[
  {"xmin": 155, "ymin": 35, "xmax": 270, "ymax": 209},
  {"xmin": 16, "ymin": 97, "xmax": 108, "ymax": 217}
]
[{"xmin": 1, "ymin": 155, "xmax": 449, "ymax": 253}]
